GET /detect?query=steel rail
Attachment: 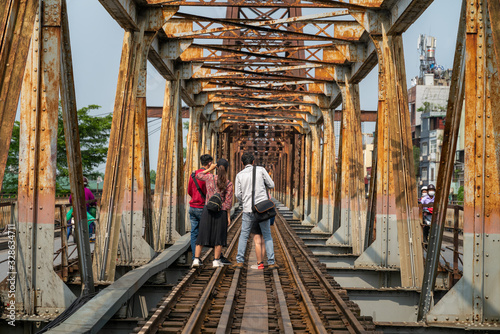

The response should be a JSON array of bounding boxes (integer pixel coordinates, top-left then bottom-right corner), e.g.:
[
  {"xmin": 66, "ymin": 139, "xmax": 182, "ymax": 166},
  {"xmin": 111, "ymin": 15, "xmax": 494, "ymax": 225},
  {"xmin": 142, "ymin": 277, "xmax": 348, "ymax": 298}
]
[
  {"xmin": 273, "ymin": 214, "xmax": 329, "ymax": 334},
  {"xmin": 181, "ymin": 212, "xmax": 243, "ymax": 333},
  {"xmin": 275, "ymin": 212, "xmax": 370, "ymax": 334},
  {"xmin": 215, "ymin": 268, "xmax": 241, "ymax": 334},
  {"xmin": 137, "ymin": 211, "xmax": 243, "ymax": 334},
  {"xmin": 272, "ymin": 266, "xmax": 294, "ymax": 333}
]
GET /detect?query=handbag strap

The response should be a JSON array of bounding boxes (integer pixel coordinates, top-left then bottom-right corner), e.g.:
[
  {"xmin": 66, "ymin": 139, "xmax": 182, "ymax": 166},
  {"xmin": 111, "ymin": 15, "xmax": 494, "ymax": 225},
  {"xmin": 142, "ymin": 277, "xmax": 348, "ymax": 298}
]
[
  {"xmin": 252, "ymin": 165, "xmax": 256, "ymax": 208},
  {"xmin": 191, "ymin": 171, "xmax": 206, "ymax": 200}
]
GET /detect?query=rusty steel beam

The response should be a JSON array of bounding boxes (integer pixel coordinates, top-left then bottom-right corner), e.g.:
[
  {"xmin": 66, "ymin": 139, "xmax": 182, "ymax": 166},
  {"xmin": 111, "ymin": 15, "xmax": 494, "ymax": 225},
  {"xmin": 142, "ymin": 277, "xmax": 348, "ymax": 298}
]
[
  {"xmin": 384, "ymin": 30, "xmax": 423, "ymax": 287},
  {"xmin": 170, "ymin": 11, "xmax": 352, "ymax": 39},
  {"xmin": 418, "ymin": 0, "xmax": 467, "ymax": 320},
  {"xmin": 16, "ymin": 0, "xmax": 76, "ymax": 315},
  {"xmin": 94, "ymin": 16, "xmax": 156, "ymax": 282},
  {"xmin": 59, "ymin": 0, "xmax": 94, "ymax": 295},
  {"xmin": 426, "ymin": 0, "xmax": 500, "ymax": 325},
  {"xmin": 148, "ymin": 0, "xmax": 369, "ymax": 9},
  {"xmin": 147, "ymin": 105, "xmax": 189, "ymax": 118},
  {"xmin": 353, "ymin": 25, "xmax": 423, "ymax": 288},
  {"xmin": 151, "ymin": 76, "xmax": 184, "ymax": 252},
  {"xmin": 184, "ymin": 106, "xmax": 202, "ymax": 232},
  {"xmin": 118, "ymin": 31, "xmax": 156, "ymax": 267},
  {"xmin": 0, "ymin": 0, "xmax": 38, "ymax": 191},
  {"xmin": 327, "ymin": 82, "xmax": 366, "ymax": 254}
]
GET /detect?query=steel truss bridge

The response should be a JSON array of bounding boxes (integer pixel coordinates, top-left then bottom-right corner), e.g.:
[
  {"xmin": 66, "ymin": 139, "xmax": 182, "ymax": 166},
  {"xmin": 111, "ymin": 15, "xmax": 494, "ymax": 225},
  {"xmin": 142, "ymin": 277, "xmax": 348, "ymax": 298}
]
[{"xmin": 0, "ymin": 0, "xmax": 499, "ymax": 332}]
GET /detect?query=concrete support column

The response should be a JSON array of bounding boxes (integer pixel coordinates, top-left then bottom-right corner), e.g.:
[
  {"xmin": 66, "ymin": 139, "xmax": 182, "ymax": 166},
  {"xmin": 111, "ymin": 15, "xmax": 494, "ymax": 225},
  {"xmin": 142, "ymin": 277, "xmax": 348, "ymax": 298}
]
[
  {"xmin": 427, "ymin": 0, "xmax": 500, "ymax": 325},
  {"xmin": 16, "ymin": 1, "xmax": 76, "ymax": 314}
]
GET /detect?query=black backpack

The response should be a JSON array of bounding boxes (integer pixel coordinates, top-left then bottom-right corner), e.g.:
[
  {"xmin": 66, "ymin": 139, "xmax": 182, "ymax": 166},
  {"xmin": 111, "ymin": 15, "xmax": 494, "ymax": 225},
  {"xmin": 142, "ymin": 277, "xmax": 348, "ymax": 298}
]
[{"xmin": 206, "ymin": 175, "xmax": 228, "ymax": 212}]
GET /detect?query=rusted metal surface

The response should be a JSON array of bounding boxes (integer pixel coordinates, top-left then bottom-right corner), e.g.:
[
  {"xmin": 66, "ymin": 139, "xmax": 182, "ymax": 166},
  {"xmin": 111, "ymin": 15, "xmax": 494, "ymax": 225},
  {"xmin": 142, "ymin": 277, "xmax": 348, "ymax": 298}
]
[
  {"xmin": 381, "ymin": 30, "xmax": 423, "ymax": 288},
  {"xmin": 59, "ymin": 0, "xmax": 94, "ymax": 294},
  {"xmin": 0, "ymin": 0, "xmax": 38, "ymax": 191},
  {"xmin": 16, "ymin": 0, "xmax": 76, "ymax": 315},
  {"xmin": 94, "ymin": 15, "xmax": 157, "ymax": 281},
  {"xmin": 330, "ymin": 82, "xmax": 366, "ymax": 254},
  {"xmin": 418, "ymin": 0, "xmax": 466, "ymax": 320},
  {"xmin": 427, "ymin": 0, "xmax": 500, "ymax": 326},
  {"xmin": 151, "ymin": 76, "xmax": 184, "ymax": 252},
  {"xmin": 3, "ymin": 1, "xmax": 500, "ymax": 328}
]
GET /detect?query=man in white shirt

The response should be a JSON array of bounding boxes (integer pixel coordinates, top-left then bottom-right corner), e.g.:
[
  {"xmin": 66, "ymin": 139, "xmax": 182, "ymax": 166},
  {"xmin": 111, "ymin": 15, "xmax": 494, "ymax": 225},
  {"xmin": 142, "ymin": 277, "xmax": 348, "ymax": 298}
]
[{"xmin": 234, "ymin": 152, "xmax": 278, "ymax": 269}]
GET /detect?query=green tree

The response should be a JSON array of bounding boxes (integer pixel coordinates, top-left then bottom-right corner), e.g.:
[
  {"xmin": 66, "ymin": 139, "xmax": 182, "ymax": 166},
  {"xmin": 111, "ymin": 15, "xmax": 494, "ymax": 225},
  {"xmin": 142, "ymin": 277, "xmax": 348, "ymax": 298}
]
[
  {"xmin": 413, "ymin": 145, "xmax": 420, "ymax": 178},
  {"xmin": 2, "ymin": 104, "xmax": 112, "ymax": 195},
  {"xmin": 150, "ymin": 170, "xmax": 156, "ymax": 185},
  {"xmin": 457, "ymin": 186, "xmax": 464, "ymax": 205}
]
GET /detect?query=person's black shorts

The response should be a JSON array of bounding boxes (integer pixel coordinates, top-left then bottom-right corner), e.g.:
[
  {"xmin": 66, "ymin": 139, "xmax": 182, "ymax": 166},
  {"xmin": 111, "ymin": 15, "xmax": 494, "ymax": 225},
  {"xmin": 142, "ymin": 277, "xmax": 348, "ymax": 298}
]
[{"xmin": 250, "ymin": 220, "xmax": 262, "ymax": 235}]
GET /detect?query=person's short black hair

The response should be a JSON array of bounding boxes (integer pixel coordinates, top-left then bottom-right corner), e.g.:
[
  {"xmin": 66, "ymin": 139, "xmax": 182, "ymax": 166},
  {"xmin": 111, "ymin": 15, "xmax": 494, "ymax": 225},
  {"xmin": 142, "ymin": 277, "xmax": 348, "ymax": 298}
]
[
  {"xmin": 200, "ymin": 154, "xmax": 213, "ymax": 166},
  {"xmin": 241, "ymin": 152, "xmax": 254, "ymax": 165}
]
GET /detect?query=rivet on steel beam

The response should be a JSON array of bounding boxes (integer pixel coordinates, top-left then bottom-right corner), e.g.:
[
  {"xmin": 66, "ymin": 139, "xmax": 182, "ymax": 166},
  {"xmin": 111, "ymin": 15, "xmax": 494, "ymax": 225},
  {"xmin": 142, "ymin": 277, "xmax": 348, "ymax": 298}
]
[{"xmin": 476, "ymin": 273, "xmax": 479, "ymax": 277}]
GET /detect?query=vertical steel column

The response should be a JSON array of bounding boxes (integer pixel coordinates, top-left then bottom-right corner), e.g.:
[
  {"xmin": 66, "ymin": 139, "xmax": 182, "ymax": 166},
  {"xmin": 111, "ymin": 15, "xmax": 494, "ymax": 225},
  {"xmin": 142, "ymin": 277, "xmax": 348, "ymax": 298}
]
[
  {"xmin": 302, "ymin": 131, "xmax": 312, "ymax": 224},
  {"xmin": 313, "ymin": 109, "xmax": 336, "ymax": 233},
  {"xmin": 94, "ymin": 15, "xmax": 155, "ymax": 281},
  {"xmin": 0, "ymin": 0, "xmax": 37, "ymax": 190},
  {"xmin": 296, "ymin": 133, "xmax": 306, "ymax": 219},
  {"xmin": 16, "ymin": 0, "xmax": 76, "ymax": 314},
  {"xmin": 309, "ymin": 126, "xmax": 321, "ymax": 224},
  {"xmin": 328, "ymin": 82, "xmax": 366, "ymax": 254},
  {"xmin": 59, "ymin": 0, "xmax": 94, "ymax": 295},
  {"xmin": 355, "ymin": 29, "xmax": 423, "ymax": 288},
  {"xmin": 427, "ymin": 0, "xmax": 500, "ymax": 325},
  {"xmin": 418, "ymin": 0, "xmax": 467, "ymax": 320},
  {"xmin": 184, "ymin": 107, "xmax": 202, "ymax": 232},
  {"xmin": 118, "ymin": 26, "xmax": 155, "ymax": 267},
  {"xmin": 285, "ymin": 138, "xmax": 293, "ymax": 209},
  {"xmin": 152, "ymin": 76, "xmax": 183, "ymax": 252}
]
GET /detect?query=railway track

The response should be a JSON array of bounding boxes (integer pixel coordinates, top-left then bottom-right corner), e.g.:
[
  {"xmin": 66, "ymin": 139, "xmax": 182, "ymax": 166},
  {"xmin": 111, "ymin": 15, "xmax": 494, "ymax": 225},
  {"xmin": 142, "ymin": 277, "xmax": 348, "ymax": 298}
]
[{"xmin": 133, "ymin": 204, "xmax": 378, "ymax": 333}]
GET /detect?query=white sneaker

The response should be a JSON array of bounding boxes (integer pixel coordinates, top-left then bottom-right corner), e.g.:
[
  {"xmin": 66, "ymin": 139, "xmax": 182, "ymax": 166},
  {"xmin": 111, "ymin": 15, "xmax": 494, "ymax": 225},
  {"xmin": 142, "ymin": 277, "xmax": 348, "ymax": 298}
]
[
  {"xmin": 192, "ymin": 258, "xmax": 201, "ymax": 267},
  {"xmin": 213, "ymin": 259, "xmax": 224, "ymax": 267}
]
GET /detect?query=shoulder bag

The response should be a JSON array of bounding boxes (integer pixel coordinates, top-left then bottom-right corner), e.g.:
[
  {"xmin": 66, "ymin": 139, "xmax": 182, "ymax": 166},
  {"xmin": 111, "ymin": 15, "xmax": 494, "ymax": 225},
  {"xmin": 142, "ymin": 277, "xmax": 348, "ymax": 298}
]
[{"xmin": 252, "ymin": 166, "xmax": 276, "ymax": 222}]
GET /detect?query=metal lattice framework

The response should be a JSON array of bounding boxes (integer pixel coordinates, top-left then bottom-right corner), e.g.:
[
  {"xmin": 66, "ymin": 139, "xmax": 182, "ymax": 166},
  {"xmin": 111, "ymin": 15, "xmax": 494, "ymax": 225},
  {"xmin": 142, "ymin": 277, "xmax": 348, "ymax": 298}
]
[{"xmin": 0, "ymin": 0, "xmax": 499, "ymax": 330}]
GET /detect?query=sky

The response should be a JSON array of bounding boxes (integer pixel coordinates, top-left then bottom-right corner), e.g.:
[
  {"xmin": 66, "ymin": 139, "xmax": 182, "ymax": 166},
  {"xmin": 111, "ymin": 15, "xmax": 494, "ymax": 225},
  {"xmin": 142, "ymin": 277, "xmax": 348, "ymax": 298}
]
[{"xmin": 63, "ymin": 0, "xmax": 461, "ymax": 173}]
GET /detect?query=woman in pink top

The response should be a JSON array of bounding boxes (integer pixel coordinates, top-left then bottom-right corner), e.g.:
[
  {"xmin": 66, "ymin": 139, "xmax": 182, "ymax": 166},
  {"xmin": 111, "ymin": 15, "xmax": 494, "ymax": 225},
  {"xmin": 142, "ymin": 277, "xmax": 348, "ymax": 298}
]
[{"xmin": 192, "ymin": 158, "xmax": 234, "ymax": 267}]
